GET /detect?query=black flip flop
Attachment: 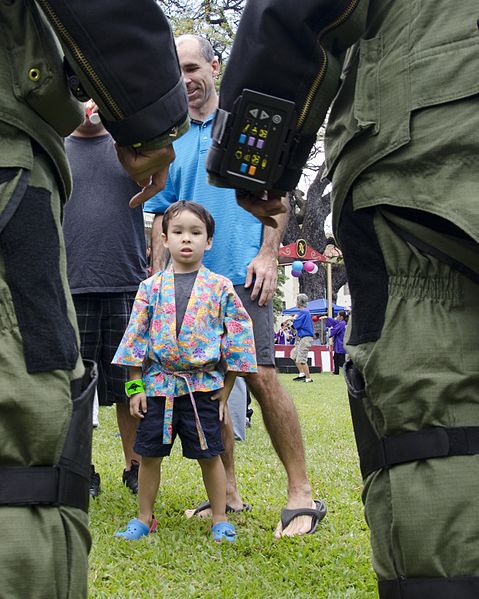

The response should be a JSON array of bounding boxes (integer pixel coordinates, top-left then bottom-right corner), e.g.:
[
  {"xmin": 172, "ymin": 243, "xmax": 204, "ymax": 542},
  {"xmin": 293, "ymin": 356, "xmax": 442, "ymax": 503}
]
[
  {"xmin": 192, "ymin": 500, "xmax": 252, "ymax": 516},
  {"xmin": 280, "ymin": 499, "xmax": 327, "ymax": 534}
]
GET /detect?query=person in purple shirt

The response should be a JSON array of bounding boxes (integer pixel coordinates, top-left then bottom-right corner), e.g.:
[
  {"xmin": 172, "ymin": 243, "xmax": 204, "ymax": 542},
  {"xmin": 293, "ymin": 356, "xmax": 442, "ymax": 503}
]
[{"xmin": 320, "ymin": 311, "xmax": 348, "ymax": 375}]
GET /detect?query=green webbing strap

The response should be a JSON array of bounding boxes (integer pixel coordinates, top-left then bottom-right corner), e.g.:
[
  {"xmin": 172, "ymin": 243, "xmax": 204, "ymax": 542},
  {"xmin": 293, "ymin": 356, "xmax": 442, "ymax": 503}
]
[{"xmin": 125, "ymin": 379, "xmax": 145, "ymax": 397}]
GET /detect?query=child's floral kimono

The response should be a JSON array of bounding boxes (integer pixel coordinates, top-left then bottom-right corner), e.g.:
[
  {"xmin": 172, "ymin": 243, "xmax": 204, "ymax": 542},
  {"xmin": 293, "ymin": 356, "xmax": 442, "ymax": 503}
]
[{"xmin": 113, "ymin": 265, "xmax": 257, "ymax": 449}]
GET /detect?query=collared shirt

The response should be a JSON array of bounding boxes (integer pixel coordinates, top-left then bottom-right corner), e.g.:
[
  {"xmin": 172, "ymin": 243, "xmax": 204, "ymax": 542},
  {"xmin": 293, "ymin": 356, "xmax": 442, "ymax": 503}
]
[{"xmin": 143, "ymin": 115, "xmax": 263, "ymax": 285}]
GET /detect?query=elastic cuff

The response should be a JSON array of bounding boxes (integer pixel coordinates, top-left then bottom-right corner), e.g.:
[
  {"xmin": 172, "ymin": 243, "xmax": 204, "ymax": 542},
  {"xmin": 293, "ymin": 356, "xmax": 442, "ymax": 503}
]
[
  {"xmin": 132, "ymin": 115, "xmax": 190, "ymax": 151},
  {"xmin": 105, "ymin": 78, "xmax": 189, "ymax": 147}
]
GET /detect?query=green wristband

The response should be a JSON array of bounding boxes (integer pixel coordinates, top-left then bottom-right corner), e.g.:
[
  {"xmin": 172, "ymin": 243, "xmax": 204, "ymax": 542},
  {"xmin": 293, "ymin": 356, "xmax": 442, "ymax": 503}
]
[{"xmin": 125, "ymin": 379, "xmax": 145, "ymax": 397}]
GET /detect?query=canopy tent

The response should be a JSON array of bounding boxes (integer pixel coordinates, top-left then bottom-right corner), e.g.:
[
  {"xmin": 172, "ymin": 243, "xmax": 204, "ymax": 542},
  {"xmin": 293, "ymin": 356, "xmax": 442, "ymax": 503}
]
[
  {"xmin": 283, "ymin": 298, "xmax": 345, "ymax": 316},
  {"xmin": 278, "ymin": 240, "xmax": 327, "ymax": 265}
]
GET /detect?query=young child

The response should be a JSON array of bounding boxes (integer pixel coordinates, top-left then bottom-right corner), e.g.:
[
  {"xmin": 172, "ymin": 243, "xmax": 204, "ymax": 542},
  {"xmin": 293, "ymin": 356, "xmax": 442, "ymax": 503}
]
[{"xmin": 112, "ymin": 201, "xmax": 256, "ymax": 543}]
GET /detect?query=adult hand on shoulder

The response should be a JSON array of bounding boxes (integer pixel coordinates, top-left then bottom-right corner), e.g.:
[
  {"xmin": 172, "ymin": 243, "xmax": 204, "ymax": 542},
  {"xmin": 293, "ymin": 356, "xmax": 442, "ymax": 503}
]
[
  {"xmin": 245, "ymin": 249, "xmax": 278, "ymax": 306},
  {"xmin": 115, "ymin": 143, "xmax": 176, "ymax": 207},
  {"xmin": 236, "ymin": 189, "xmax": 287, "ymax": 228}
]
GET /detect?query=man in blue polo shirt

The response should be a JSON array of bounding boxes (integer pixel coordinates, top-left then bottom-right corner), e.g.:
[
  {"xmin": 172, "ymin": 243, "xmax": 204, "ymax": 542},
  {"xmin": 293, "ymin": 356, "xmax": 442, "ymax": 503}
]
[{"xmin": 144, "ymin": 35, "xmax": 326, "ymax": 537}]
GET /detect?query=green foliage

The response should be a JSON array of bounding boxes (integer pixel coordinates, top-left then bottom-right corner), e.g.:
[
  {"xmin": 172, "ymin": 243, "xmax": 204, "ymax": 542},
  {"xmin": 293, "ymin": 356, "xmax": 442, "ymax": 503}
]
[
  {"xmin": 88, "ymin": 374, "xmax": 378, "ymax": 598},
  {"xmin": 161, "ymin": 0, "xmax": 244, "ymax": 60},
  {"xmin": 273, "ymin": 265, "xmax": 287, "ymax": 317}
]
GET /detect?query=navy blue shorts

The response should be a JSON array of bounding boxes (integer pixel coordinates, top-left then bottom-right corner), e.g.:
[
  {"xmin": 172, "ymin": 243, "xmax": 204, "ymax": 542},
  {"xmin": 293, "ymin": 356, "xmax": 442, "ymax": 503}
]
[{"xmin": 134, "ymin": 391, "xmax": 224, "ymax": 460}]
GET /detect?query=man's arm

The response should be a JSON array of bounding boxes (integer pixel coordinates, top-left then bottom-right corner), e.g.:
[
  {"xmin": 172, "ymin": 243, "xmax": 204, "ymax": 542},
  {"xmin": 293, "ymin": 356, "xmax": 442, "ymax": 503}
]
[
  {"xmin": 245, "ymin": 197, "xmax": 289, "ymax": 306},
  {"xmin": 39, "ymin": 0, "xmax": 189, "ymax": 203},
  {"xmin": 209, "ymin": 0, "xmax": 369, "ymax": 216}
]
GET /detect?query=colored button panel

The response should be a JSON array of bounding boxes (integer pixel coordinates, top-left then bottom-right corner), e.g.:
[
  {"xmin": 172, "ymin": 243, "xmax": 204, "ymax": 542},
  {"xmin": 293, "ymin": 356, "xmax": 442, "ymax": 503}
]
[
  {"xmin": 256, "ymin": 139, "xmax": 264, "ymax": 149},
  {"xmin": 248, "ymin": 166, "xmax": 256, "ymax": 176},
  {"xmin": 239, "ymin": 133, "xmax": 247, "ymax": 144},
  {"xmin": 240, "ymin": 163, "xmax": 248, "ymax": 174},
  {"xmin": 248, "ymin": 136, "xmax": 256, "ymax": 146}
]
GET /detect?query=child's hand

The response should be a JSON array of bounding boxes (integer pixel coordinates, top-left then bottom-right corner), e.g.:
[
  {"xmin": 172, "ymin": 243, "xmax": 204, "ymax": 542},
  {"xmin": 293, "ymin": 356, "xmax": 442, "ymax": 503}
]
[
  {"xmin": 211, "ymin": 389, "xmax": 228, "ymax": 422},
  {"xmin": 130, "ymin": 392, "xmax": 147, "ymax": 419}
]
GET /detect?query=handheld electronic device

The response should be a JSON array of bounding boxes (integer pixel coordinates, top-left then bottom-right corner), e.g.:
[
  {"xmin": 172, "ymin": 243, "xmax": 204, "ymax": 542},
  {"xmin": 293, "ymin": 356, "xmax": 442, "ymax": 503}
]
[{"xmin": 206, "ymin": 89, "xmax": 297, "ymax": 193}]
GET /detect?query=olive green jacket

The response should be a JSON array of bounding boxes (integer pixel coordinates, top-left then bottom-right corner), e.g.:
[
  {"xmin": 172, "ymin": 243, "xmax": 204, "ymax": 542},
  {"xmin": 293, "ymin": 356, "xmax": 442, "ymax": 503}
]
[
  {"xmin": 0, "ymin": 0, "xmax": 188, "ymax": 199},
  {"xmin": 218, "ymin": 0, "xmax": 479, "ymax": 243}
]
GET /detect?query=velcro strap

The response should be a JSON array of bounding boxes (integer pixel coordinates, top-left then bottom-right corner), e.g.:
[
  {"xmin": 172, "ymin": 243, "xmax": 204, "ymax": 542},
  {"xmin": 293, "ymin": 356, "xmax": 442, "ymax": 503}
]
[
  {"xmin": 0, "ymin": 466, "xmax": 89, "ymax": 512},
  {"xmin": 361, "ymin": 426, "xmax": 479, "ymax": 479},
  {"xmin": 379, "ymin": 575, "xmax": 479, "ymax": 599}
]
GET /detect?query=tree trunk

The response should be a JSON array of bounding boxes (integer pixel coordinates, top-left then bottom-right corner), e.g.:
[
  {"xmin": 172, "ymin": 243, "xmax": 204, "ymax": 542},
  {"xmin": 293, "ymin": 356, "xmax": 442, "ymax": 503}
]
[{"xmin": 282, "ymin": 165, "xmax": 347, "ymax": 302}]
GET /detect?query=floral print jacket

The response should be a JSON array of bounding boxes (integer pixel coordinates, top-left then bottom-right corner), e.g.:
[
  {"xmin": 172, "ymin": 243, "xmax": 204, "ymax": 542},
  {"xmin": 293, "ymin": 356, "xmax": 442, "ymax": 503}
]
[{"xmin": 112, "ymin": 265, "xmax": 257, "ymax": 398}]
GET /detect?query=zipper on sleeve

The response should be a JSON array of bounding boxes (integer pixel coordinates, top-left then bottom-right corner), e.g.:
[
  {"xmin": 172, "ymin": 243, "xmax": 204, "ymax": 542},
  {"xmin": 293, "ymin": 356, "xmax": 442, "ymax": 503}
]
[
  {"xmin": 36, "ymin": 0, "xmax": 125, "ymax": 120},
  {"xmin": 296, "ymin": 0, "xmax": 360, "ymax": 130}
]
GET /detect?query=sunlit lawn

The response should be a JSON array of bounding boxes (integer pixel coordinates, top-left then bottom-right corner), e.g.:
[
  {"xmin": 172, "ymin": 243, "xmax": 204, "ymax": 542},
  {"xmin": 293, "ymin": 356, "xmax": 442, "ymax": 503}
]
[{"xmin": 88, "ymin": 373, "xmax": 377, "ymax": 598}]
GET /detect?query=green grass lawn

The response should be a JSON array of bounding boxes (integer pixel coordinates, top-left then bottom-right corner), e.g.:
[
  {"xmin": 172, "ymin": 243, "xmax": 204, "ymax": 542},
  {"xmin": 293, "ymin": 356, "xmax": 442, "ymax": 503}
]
[{"xmin": 88, "ymin": 373, "xmax": 378, "ymax": 598}]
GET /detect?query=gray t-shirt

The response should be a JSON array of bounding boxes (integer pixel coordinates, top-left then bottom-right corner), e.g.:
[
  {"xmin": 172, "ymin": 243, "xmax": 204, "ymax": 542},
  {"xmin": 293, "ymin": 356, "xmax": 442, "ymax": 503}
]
[
  {"xmin": 174, "ymin": 271, "xmax": 198, "ymax": 336},
  {"xmin": 63, "ymin": 134, "xmax": 147, "ymax": 293}
]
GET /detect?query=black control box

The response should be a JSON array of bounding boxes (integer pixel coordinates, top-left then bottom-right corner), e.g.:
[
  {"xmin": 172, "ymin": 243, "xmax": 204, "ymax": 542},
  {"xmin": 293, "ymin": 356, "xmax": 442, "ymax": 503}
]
[{"xmin": 207, "ymin": 89, "xmax": 296, "ymax": 192}]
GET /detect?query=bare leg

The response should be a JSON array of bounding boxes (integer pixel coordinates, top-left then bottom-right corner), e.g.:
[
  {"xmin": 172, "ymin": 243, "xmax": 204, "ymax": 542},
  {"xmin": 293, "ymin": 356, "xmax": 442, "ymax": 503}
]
[
  {"xmin": 116, "ymin": 402, "xmax": 141, "ymax": 468},
  {"xmin": 138, "ymin": 456, "xmax": 162, "ymax": 527},
  {"xmin": 220, "ymin": 408, "xmax": 244, "ymax": 509},
  {"xmin": 295, "ymin": 362, "xmax": 311, "ymax": 378},
  {"xmin": 246, "ymin": 366, "xmax": 316, "ymax": 538},
  {"xmin": 198, "ymin": 456, "xmax": 227, "ymax": 525},
  {"xmin": 185, "ymin": 408, "xmax": 244, "ymax": 518}
]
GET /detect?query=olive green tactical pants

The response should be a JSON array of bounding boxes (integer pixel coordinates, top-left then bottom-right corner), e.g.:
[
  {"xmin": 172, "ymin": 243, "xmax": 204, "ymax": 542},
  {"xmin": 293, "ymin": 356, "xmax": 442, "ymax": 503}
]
[
  {"xmin": 0, "ymin": 144, "xmax": 90, "ymax": 598},
  {"xmin": 344, "ymin": 207, "xmax": 479, "ymax": 596}
]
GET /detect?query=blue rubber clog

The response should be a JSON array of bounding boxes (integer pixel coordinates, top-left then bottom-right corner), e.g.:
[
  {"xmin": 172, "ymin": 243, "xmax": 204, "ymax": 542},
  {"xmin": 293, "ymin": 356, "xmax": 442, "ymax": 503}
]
[
  {"xmin": 211, "ymin": 521, "xmax": 236, "ymax": 543},
  {"xmin": 115, "ymin": 516, "xmax": 158, "ymax": 540}
]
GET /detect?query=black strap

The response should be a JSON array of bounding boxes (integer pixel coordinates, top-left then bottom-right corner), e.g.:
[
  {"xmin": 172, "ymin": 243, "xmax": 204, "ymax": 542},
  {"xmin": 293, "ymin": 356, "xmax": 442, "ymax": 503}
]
[
  {"xmin": 0, "ymin": 465, "xmax": 89, "ymax": 512},
  {"xmin": 379, "ymin": 576, "xmax": 479, "ymax": 599},
  {"xmin": 361, "ymin": 426, "xmax": 479, "ymax": 479}
]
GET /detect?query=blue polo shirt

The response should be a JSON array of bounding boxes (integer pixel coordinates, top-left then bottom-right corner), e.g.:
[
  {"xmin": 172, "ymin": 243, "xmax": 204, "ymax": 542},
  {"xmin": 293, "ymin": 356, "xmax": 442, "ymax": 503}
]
[{"xmin": 144, "ymin": 114, "xmax": 263, "ymax": 285}]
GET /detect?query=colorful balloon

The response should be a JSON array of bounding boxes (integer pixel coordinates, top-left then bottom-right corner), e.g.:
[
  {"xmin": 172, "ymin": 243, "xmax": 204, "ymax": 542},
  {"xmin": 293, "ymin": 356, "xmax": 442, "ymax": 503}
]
[
  {"xmin": 310, "ymin": 263, "xmax": 319, "ymax": 274},
  {"xmin": 291, "ymin": 270, "xmax": 301, "ymax": 277},
  {"xmin": 291, "ymin": 260, "xmax": 303, "ymax": 272},
  {"xmin": 303, "ymin": 261, "xmax": 315, "ymax": 272},
  {"xmin": 312, "ymin": 315, "xmax": 319, "ymax": 322}
]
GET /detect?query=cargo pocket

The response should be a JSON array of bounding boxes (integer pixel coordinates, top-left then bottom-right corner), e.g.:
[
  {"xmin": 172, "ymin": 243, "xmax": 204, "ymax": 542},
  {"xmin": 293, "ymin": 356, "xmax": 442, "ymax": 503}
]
[
  {"xmin": 353, "ymin": 35, "xmax": 382, "ymax": 133},
  {"xmin": 0, "ymin": 184, "xmax": 78, "ymax": 373},
  {"xmin": 324, "ymin": 35, "xmax": 382, "ymax": 179}
]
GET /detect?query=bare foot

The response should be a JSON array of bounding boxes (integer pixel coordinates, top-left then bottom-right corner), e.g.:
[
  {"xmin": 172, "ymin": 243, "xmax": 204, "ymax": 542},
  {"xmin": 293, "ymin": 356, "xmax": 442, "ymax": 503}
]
[{"xmin": 274, "ymin": 500, "xmax": 319, "ymax": 538}]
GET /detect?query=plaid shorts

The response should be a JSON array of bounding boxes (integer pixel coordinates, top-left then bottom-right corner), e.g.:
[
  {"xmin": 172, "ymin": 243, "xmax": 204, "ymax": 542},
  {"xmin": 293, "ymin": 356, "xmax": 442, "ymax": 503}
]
[{"xmin": 73, "ymin": 292, "xmax": 137, "ymax": 405}]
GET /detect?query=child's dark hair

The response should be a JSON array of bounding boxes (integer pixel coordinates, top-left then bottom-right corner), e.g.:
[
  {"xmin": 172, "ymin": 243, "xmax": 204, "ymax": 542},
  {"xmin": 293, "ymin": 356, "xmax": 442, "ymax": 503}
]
[{"xmin": 162, "ymin": 200, "xmax": 215, "ymax": 239}]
